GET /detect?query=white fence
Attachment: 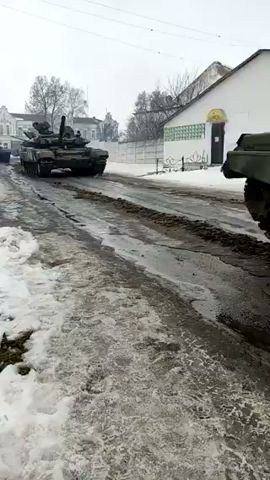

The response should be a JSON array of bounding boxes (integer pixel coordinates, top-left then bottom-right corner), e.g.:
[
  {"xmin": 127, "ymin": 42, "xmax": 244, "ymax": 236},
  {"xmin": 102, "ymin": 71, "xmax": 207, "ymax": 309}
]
[
  {"xmin": 91, "ymin": 139, "xmax": 164, "ymax": 164},
  {"xmin": 90, "ymin": 139, "xmax": 208, "ymax": 171}
]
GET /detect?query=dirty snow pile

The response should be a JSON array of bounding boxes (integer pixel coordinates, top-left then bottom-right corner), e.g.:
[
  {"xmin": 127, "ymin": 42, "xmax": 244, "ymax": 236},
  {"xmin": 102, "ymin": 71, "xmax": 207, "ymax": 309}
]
[{"xmin": 0, "ymin": 227, "xmax": 70, "ymax": 479}]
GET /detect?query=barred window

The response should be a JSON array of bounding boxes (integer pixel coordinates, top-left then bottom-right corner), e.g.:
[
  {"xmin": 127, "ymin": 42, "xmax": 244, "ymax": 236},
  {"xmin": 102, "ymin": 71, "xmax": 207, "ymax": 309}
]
[{"xmin": 164, "ymin": 123, "xmax": 205, "ymax": 141}]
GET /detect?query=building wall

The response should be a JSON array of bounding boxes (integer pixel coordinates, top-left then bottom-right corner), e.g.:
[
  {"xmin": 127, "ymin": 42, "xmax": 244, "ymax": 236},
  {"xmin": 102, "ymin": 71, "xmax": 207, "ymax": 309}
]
[
  {"xmin": 164, "ymin": 52, "xmax": 270, "ymax": 164},
  {"xmin": 0, "ymin": 107, "xmax": 40, "ymax": 150},
  {"xmin": 0, "ymin": 106, "xmax": 17, "ymax": 149},
  {"xmin": 73, "ymin": 121, "xmax": 100, "ymax": 141}
]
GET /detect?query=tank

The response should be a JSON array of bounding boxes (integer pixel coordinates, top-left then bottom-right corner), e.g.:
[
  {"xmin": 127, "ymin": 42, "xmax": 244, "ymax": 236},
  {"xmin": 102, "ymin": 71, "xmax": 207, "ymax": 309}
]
[
  {"xmin": 0, "ymin": 146, "xmax": 11, "ymax": 163},
  {"xmin": 222, "ymin": 133, "xmax": 270, "ymax": 236},
  {"xmin": 20, "ymin": 116, "xmax": 108, "ymax": 177}
]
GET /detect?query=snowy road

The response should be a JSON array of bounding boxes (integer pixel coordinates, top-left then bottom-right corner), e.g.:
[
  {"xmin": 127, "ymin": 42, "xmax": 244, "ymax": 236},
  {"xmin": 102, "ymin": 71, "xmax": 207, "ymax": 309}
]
[
  {"xmin": 59, "ymin": 172, "xmax": 267, "ymax": 242},
  {"xmin": 1, "ymin": 164, "xmax": 270, "ymax": 479}
]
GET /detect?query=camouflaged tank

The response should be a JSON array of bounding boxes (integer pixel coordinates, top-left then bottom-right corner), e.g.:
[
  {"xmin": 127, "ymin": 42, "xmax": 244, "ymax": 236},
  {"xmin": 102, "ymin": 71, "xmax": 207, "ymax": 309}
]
[
  {"xmin": 20, "ymin": 115, "xmax": 108, "ymax": 177},
  {"xmin": 222, "ymin": 133, "xmax": 270, "ymax": 236}
]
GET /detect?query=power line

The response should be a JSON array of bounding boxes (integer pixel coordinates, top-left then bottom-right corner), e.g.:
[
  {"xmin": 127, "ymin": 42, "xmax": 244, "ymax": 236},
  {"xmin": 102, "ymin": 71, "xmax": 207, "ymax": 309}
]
[
  {"xmin": 79, "ymin": 0, "xmax": 252, "ymax": 46},
  {"xmin": 0, "ymin": 2, "xmax": 188, "ymax": 60},
  {"xmin": 39, "ymin": 0, "xmax": 251, "ymax": 48}
]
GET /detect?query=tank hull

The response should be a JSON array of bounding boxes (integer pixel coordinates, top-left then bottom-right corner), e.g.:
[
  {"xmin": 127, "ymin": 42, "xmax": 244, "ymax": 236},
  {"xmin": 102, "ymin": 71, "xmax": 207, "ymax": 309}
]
[
  {"xmin": 20, "ymin": 146, "xmax": 108, "ymax": 177},
  {"xmin": 223, "ymin": 150, "xmax": 270, "ymax": 184}
]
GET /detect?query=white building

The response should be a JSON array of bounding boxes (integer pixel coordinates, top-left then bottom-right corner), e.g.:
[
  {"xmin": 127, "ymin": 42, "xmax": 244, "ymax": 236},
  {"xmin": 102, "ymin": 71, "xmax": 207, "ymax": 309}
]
[
  {"xmin": 73, "ymin": 117, "xmax": 102, "ymax": 142},
  {"xmin": 0, "ymin": 106, "xmax": 43, "ymax": 151},
  {"xmin": 164, "ymin": 49, "xmax": 270, "ymax": 166},
  {"xmin": 0, "ymin": 106, "xmax": 16, "ymax": 149}
]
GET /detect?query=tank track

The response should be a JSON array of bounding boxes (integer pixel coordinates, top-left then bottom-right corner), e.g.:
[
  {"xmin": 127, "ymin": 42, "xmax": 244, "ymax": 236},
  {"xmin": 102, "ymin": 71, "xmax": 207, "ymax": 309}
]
[
  {"xmin": 22, "ymin": 161, "xmax": 51, "ymax": 177},
  {"xmin": 244, "ymin": 179, "xmax": 270, "ymax": 237}
]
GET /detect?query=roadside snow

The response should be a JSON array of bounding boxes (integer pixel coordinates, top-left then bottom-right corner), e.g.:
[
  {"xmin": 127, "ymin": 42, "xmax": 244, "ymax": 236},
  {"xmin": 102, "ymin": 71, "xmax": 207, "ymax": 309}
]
[
  {"xmin": 0, "ymin": 227, "xmax": 70, "ymax": 479},
  {"xmin": 106, "ymin": 162, "xmax": 157, "ymax": 177},
  {"xmin": 106, "ymin": 162, "xmax": 245, "ymax": 193},
  {"xmin": 150, "ymin": 167, "xmax": 245, "ymax": 192}
]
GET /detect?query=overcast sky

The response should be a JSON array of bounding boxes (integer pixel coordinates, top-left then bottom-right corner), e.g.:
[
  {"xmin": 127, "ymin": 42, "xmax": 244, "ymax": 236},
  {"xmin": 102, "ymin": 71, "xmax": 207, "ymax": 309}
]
[{"xmin": 0, "ymin": 0, "xmax": 268, "ymax": 128}]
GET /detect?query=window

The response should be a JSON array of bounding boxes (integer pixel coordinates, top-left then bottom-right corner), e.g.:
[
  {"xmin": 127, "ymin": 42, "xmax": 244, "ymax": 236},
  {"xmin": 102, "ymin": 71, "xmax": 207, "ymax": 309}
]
[
  {"xmin": 164, "ymin": 123, "xmax": 205, "ymax": 142},
  {"xmin": 6, "ymin": 124, "xmax": 10, "ymax": 135},
  {"xmin": 0, "ymin": 125, "xmax": 3, "ymax": 135},
  {"xmin": 3, "ymin": 143, "xmax": 8, "ymax": 149},
  {"xmin": 92, "ymin": 129, "xmax": 96, "ymax": 140}
]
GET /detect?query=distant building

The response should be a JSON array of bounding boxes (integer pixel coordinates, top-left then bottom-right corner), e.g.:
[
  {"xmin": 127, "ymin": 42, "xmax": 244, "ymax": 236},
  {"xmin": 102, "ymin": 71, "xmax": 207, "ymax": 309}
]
[
  {"xmin": 164, "ymin": 49, "xmax": 270, "ymax": 166},
  {"xmin": 0, "ymin": 106, "xmax": 43, "ymax": 151},
  {"xmin": 72, "ymin": 116, "xmax": 102, "ymax": 142},
  {"xmin": 0, "ymin": 107, "xmax": 104, "ymax": 151}
]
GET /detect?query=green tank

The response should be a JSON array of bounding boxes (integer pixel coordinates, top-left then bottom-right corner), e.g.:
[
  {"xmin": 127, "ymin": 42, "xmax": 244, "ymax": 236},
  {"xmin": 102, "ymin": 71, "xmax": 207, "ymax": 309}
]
[
  {"xmin": 222, "ymin": 133, "xmax": 270, "ymax": 236},
  {"xmin": 20, "ymin": 116, "xmax": 108, "ymax": 177}
]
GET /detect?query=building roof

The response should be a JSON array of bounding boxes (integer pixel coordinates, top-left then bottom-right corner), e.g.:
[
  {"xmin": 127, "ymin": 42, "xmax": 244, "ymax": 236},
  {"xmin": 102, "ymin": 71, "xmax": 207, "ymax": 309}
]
[
  {"xmin": 10, "ymin": 112, "xmax": 44, "ymax": 121},
  {"xmin": 164, "ymin": 49, "xmax": 270, "ymax": 125},
  {"xmin": 73, "ymin": 116, "xmax": 102, "ymax": 125}
]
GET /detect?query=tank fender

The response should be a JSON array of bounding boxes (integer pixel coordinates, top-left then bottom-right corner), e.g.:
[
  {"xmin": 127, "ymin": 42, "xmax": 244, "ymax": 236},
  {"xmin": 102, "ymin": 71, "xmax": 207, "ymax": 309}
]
[{"xmin": 87, "ymin": 147, "xmax": 109, "ymax": 159}]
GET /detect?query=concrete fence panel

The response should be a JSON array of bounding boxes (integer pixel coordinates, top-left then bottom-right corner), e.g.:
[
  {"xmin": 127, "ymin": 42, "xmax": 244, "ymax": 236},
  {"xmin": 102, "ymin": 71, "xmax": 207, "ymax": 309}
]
[{"xmin": 90, "ymin": 139, "xmax": 164, "ymax": 164}]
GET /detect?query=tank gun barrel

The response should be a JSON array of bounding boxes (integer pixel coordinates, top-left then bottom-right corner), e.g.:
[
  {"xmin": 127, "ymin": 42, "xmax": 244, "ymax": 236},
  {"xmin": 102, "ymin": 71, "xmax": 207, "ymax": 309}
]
[
  {"xmin": 10, "ymin": 133, "xmax": 31, "ymax": 141},
  {"xmin": 59, "ymin": 116, "xmax": 66, "ymax": 143},
  {"xmin": 23, "ymin": 131, "xmax": 35, "ymax": 139}
]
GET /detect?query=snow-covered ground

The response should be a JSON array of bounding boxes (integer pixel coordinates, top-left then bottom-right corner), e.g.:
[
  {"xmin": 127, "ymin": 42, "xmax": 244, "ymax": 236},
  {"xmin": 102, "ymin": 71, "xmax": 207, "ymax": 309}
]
[
  {"xmin": 106, "ymin": 162, "xmax": 245, "ymax": 193},
  {"xmin": 0, "ymin": 227, "xmax": 70, "ymax": 479},
  {"xmin": 106, "ymin": 162, "xmax": 157, "ymax": 177}
]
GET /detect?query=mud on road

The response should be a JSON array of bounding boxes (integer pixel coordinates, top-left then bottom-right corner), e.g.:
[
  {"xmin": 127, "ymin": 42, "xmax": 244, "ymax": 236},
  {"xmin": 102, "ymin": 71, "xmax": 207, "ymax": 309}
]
[{"xmin": 56, "ymin": 182, "xmax": 270, "ymax": 259}]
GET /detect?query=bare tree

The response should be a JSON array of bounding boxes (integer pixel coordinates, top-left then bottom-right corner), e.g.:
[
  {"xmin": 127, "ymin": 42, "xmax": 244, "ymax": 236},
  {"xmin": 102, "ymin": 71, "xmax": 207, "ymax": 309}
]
[
  {"xmin": 66, "ymin": 86, "xmax": 88, "ymax": 123},
  {"xmin": 125, "ymin": 70, "xmax": 201, "ymax": 141},
  {"xmin": 26, "ymin": 75, "xmax": 68, "ymax": 129},
  {"xmin": 25, "ymin": 75, "xmax": 50, "ymax": 122},
  {"xmin": 126, "ymin": 88, "xmax": 175, "ymax": 141},
  {"xmin": 26, "ymin": 76, "xmax": 90, "ymax": 129},
  {"xmin": 167, "ymin": 69, "xmax": 198, "ymax": 104},
  {"xmin": 48, "ymin": 77, "xmax": 68, "ymax": 129}
]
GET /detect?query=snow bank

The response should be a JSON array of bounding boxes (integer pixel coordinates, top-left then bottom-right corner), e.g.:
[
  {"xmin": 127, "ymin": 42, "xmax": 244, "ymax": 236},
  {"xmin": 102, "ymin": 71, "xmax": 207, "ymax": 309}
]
[
  {"xmin": 106, "ymin": 162, "xmax": 156, "ymax": 177},
  {"xmin": 150, "ymin": 166, "xmax": 245, "ymax": 192},
  {"xmin": 106, "ymin": 162, "xmax": 245, "ymax": 193},
  {"xmin": 0, "ymin": 227, "xmax": 70, "ymax": 479}
]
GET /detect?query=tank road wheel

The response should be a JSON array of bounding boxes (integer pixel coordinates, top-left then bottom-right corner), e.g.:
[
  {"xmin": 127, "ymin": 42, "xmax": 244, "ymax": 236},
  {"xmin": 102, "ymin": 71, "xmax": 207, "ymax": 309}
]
[
  {"xmin": 37, "ymin": 163, "xmax": 51, "ymax": 178},
  {"xmin": 21, "ymin": 160, "xmax": 26, "ymax": 173},
  {"xmin": 244, "ymin": 179, "xmax": 270, "ymax": 237},
  {"xmin": 24, "ymin": 162, "xmax": 31, "ymax": 175}
]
